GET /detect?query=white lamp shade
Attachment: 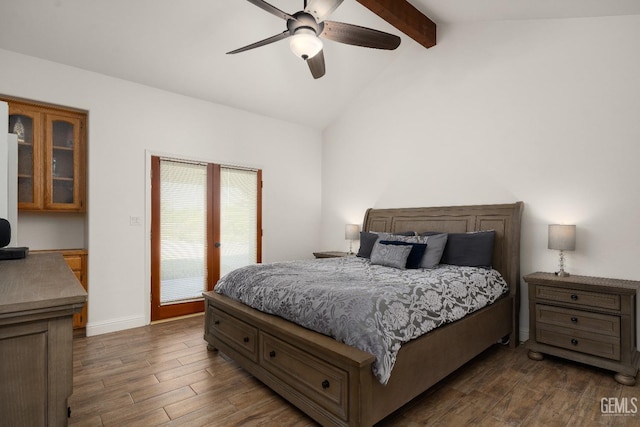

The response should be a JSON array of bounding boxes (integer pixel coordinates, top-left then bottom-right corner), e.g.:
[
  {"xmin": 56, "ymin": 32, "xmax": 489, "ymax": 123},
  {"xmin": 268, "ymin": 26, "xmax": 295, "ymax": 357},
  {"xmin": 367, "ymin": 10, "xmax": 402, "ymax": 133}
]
[
  {"xmin": 345, "ymin": 224, "xmax": 360, "ymax": 240},
  {"xmin": 548, "ymin": 224, "xmax": 576, "ymax": 251},
  {"xmin": 289, "ymin": 28, "xmax": 323, "ymax": 60}
]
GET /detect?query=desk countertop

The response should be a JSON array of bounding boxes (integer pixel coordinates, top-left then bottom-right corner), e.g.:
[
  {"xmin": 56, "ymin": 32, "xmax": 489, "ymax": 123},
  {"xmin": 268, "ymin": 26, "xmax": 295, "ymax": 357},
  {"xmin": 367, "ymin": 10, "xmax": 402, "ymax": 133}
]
[{"xmin": 0, "ymin": 253, "xmax": 87, "ymax": 316}]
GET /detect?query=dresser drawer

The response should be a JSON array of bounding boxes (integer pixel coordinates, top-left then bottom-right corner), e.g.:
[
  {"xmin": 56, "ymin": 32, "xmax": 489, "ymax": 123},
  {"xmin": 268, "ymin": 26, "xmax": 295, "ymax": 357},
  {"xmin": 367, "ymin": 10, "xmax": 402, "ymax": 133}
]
[
  {"xmin": 209, "ymin": 309, "xmax": 258, "ymax": 362},
  {"xmin": 536, "ymin": 285, "xmax": 620, "ymax": 311},
  {"xmin": 536, "ymin": 324, "xmax": 621, "ymax": 360},
  {"xmin": 260, "ymin": 332, "xmax": 348, "ymax": 421},
  {"xmin": 535, "ymin": 305, "xmax": 620, "ymax": 337}
]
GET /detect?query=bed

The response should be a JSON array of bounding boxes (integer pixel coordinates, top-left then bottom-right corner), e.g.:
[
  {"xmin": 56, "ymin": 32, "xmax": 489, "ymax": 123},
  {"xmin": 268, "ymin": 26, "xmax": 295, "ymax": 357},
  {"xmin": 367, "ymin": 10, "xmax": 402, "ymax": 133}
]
[{"xmin": 203, "ymin": 202, "xmax": 524, "ymax": 426}]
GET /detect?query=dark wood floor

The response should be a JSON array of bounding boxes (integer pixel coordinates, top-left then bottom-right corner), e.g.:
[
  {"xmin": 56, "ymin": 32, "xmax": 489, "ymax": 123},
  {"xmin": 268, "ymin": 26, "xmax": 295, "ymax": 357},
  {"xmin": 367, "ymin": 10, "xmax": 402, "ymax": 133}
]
[{"xmin": 69, "ymin": 314, "xmax": 639, "ymax": 426}]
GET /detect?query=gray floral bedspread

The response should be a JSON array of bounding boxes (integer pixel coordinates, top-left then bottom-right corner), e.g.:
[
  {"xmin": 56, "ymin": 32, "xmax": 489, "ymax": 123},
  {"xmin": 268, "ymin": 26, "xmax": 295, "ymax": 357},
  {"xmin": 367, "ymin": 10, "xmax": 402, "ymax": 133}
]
[{"xmin": 214, "ymin": 257, "xmax": 508, "ymax": 384}]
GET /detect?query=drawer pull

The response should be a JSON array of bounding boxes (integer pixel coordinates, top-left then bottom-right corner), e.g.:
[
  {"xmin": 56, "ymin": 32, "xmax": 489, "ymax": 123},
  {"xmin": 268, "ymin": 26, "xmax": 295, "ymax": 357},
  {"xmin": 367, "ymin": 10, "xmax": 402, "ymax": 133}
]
[
  {"xmin": 269, "ymin": 350, "xmax": 276, "ymax": 358},
  {"xmin": 214, "ymin": 320, "xmax": 220, "ymax": 325},
  {"xmin": 243, "ymin": 336, "xmax": 250, "ymax": 343},
  {"xmin": 571, "ymin": 338, "xmax": 579, "ymax": 346},
  {"xmin": 570, "ymin": 317, "xmax": 578, "ymax": 323},
  {"xmin": 322, "ymin": 380, "xmax": 330, "ymax": 389},
  {"xmin": 570, "ymin": 294, "xmax": 578, "ymax": 301}
]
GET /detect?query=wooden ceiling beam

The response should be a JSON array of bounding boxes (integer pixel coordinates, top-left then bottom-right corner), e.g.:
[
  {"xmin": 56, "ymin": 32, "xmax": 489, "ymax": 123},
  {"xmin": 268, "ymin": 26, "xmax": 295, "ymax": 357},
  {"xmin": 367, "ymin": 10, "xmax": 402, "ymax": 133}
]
[{"xmin": 355, "ymin": 0, "xmax": 436, "ymax": 49}]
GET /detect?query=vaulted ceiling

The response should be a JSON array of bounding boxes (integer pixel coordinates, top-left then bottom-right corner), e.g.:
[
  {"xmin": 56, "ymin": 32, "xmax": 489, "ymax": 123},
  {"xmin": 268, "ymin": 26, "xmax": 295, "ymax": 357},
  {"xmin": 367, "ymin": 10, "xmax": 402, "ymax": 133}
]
[{"xmin": 1, "ymin": 0, "xmax": 639, "ymax": 129}]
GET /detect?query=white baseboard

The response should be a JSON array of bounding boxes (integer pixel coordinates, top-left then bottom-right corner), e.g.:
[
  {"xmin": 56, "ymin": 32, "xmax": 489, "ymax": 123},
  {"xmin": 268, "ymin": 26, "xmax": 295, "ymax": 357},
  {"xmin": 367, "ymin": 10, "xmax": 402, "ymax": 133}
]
[{"xmin": 86, "ymin": 315, "xmax": 147, "ymax": 337}]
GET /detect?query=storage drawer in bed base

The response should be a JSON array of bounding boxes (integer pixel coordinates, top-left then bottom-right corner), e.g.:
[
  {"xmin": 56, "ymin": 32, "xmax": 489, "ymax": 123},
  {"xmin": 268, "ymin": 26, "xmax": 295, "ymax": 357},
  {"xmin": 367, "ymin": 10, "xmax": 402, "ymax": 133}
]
[{"xmin": 204, "ymin": 297, "xmax": 376, "ymax": 427}]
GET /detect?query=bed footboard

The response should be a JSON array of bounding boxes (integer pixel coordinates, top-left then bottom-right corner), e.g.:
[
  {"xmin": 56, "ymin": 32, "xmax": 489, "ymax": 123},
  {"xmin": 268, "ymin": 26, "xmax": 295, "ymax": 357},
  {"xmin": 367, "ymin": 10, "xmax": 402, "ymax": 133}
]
[
  {"xmin": 370, "ymin": 295, "xmax": 513, "ymax": 423},
  {"xmin": 204, "ymin": 291, "xmax": 376, "ymax": 427}
]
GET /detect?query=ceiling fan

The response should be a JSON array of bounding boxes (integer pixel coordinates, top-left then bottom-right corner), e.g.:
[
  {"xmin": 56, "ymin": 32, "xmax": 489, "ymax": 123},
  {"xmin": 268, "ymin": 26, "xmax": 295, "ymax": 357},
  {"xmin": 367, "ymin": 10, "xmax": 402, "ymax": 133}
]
[{"xmin": 227, "ymin": 0, "xmax": 401, "ymax": 79}]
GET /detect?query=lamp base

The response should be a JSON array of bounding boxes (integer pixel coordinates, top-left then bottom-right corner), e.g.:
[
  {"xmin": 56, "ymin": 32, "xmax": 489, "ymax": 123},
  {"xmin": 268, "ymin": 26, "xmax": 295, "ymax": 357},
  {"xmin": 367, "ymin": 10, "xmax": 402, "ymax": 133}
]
[{"xmin": 556, "ymin": 250, "xmax": 570, "ymax": 277}]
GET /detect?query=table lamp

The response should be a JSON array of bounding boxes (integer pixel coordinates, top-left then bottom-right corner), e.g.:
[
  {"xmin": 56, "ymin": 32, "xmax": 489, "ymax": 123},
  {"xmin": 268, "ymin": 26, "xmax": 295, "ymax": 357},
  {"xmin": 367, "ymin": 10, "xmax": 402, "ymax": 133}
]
[
  {"xmin": 345, "ymin": 224, "xmax": 360, "ymax": 255},
  {"xmin": 548, "ymin": 224, "xmax": 576, "ymax": 277}
]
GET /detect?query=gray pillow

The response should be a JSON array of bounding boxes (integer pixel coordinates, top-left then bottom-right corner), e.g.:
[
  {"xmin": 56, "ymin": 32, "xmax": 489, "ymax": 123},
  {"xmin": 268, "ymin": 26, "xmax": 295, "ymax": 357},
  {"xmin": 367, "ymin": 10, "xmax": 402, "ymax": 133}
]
[
  {"xmin": 419, "ymin": 233, "xmax": 448, "ymax": 269},
  {"xmin": 370, "ymin": 241, "xmax": 412, "ymax": 269},
  {"xmin": 357, "ymin": 231, "xmax": 418, "ymax": 258}
]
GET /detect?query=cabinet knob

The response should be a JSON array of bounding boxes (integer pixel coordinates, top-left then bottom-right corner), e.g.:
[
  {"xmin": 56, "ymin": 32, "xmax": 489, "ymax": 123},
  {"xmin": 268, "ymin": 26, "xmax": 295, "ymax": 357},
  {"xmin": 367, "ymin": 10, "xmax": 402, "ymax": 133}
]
[
  {"xmin": 269, "ymin": 350, "xmax": 276, "ymax": 358},
  {"xmin": 214, "ymin": 320, "xmax": 220, "ymax": 325},
  {"xmin": 570, "ymin": 294, "xmax": 578, "ymax": 301},
  {"xmin": 570, "ymin": 317, "xmax": 578, "ymax": 323},
  {"xmin": 243, "ymin": 336, "xmax": 250, "ymax": 343},
  {"xmin": 571, "ymin": 338, "xmax": 578, "ymax": 346},
  {"xmin": 322, "ymin": 380, "xmax": 330, "ymax": 389}
]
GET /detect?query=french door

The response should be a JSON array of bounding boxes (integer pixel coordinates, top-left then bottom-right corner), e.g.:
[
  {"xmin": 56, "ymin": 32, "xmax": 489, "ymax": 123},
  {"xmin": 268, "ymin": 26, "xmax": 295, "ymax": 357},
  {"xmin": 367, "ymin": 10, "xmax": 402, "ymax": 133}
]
[{"xmin": 151, "ymin": 156, "xmax": 262, "ymax": 321}]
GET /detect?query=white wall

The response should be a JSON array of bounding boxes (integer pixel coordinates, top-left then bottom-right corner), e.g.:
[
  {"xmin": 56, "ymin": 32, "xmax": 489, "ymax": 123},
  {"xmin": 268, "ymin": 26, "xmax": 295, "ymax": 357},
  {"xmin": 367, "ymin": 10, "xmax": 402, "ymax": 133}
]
[
  {"xmin": 0, "ymin": 48, "xmax": 323, "ymax": 335},
  {"xmin": 321, "ymin": 15, "xmax": 640, "ymax": 341},
  {"xmin": 18, "ymin": 212, "xmax": 86, "ymax": 249}
]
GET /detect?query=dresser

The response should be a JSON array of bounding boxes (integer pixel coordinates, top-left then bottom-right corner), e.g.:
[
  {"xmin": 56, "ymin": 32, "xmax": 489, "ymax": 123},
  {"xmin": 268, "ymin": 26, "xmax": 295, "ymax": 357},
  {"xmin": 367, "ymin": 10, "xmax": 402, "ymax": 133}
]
[
  {"xmin": 525, "ymin": 272, "xmax": 640, "ymax": 385},
  {"xmin": 0, "ymin": 253, "xmax": 87, "ymax": 426}
]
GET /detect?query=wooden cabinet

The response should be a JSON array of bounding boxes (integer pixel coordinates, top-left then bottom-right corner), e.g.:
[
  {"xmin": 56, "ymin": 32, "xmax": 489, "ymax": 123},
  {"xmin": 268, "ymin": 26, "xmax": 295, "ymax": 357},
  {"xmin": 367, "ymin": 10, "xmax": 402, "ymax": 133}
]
[
  {"xmin": 3, "ymin": 98, "xmax": 86, "ymax": 212},
  {"xmin": 34, "ymin": 249, "xmax": 88, "ymax": 330},
  {"xmin": 0, "ymin": 253, "xmax": 87, "ymax": 426},
  {"xmin": 525, "ymin": 272, "xmax": 640, "ymax": 385},
  {"xmin": 64, "ymin": 250, "xmax": 88, "ymax": 329}
]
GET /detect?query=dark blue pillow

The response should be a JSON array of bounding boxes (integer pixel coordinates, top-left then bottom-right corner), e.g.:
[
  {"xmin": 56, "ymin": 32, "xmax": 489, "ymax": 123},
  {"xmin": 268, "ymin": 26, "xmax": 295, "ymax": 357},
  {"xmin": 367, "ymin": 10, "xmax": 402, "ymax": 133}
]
[
  {"xmin": 440, "ymin": 230, "xmax": 495, "ymax": 268},
  {"xmin": 378, "ymin": 240, "xmax": 428, "ymax": 269}
]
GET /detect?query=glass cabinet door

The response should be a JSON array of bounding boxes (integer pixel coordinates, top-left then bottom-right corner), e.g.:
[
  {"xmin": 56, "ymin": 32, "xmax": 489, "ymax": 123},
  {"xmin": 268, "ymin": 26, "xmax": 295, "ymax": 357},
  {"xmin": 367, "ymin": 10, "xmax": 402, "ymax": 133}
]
[
  {"xmin": 8, "ymin": 108, "xmax": 43, "ymax": 209},
  {"xmin": 45, "ymin": 114, "xmax": 83, "ymax": 210}
]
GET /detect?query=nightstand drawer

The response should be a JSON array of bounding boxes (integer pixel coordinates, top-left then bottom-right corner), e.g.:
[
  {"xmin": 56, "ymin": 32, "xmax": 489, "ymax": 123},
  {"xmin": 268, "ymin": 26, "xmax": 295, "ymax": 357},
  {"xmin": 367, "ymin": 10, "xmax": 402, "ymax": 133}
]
[
  {"xmin": 536, "ymin": 325, "xmax": 620, "ymax": 360},
  {"xmin": 536, "ymin": 305, "xmax": 620, "ymax": 337},
  {"xmin": 536, "ymin": 285, "xmax": 620, "ymax": 310}
]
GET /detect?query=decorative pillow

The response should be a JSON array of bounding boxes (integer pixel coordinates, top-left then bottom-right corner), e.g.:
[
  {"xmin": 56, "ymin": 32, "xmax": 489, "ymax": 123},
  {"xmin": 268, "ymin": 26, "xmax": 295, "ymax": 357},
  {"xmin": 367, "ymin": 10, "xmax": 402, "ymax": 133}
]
[
  {"xmin": 356, "ymin": 231, "xmax": 380, "ymax": 258},
  {"xmin": 419, "ymin": 233, "xmax": 448, "ymax": 269},
  {"xmin": 378, "ymin": 240, "xmax": 428, "ymax": 269},
  {"xmin": 370, "ymin": 241, "xmax": 412, "ymax": 269},
  {"xmin": 356, "ymin": 231, "xmax": 418, "ymax": 258},
  {"xmin": 440, "ymin": 230, "xmax": 495, "ymax": 268}
]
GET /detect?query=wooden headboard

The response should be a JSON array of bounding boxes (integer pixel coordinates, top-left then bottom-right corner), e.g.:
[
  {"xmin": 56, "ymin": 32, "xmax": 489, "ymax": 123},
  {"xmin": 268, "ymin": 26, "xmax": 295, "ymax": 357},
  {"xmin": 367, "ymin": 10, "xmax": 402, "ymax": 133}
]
[{"xmin": 363, "ymin": 202, "xmax": 524, "ymax": 299}]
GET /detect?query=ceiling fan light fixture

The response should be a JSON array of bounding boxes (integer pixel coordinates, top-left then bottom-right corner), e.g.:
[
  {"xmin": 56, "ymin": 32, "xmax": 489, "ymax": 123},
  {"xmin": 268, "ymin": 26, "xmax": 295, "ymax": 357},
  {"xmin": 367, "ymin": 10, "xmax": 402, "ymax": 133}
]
[{"xmin": 289, "ymin": 28, "xmax": 323, "ymax": 60}]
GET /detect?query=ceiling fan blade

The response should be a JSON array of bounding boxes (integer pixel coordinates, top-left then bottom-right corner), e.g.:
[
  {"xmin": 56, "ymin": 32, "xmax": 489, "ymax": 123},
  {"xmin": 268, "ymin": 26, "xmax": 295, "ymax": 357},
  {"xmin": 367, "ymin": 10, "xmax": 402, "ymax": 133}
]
[
  {"xmin": 320, "ymin": 21, "xmax": 401, "ymax": 50},
  {"xmin": 304, "ymin": 0, "xmax": 344, "ymax": 22},
  {"xmin": 246, "ymin": 0, "xmax": 295, "ymax": 21},
  {"xmin": 227, "ymin": 30, "xmax": 291, "ymax": 54},
  {"xmin": 306, "ymin": 49, "xmax": 326, "ymax": 79}
]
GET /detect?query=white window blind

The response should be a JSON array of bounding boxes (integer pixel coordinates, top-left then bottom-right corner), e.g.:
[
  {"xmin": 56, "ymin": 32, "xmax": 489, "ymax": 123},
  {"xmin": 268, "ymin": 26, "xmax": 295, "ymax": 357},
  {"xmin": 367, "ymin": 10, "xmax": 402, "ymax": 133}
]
[
  {"xmin": 160, "ymin": 159, "xmax": 207, "ymax": 304},
  {"xmin": 220, "ymin": 167, "xmax": 258, "ymax": 277}
]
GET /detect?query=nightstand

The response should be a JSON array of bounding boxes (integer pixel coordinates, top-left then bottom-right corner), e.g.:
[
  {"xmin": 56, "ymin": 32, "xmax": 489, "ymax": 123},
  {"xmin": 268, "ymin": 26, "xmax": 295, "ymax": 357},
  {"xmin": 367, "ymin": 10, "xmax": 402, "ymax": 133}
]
[
  {"xmin": 524, "ymin": 272, "xmax": 640, "ymax": 385},
  {"xmin": 313, "ymin": 251, "xmax": 351, "ymax": 259}
]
